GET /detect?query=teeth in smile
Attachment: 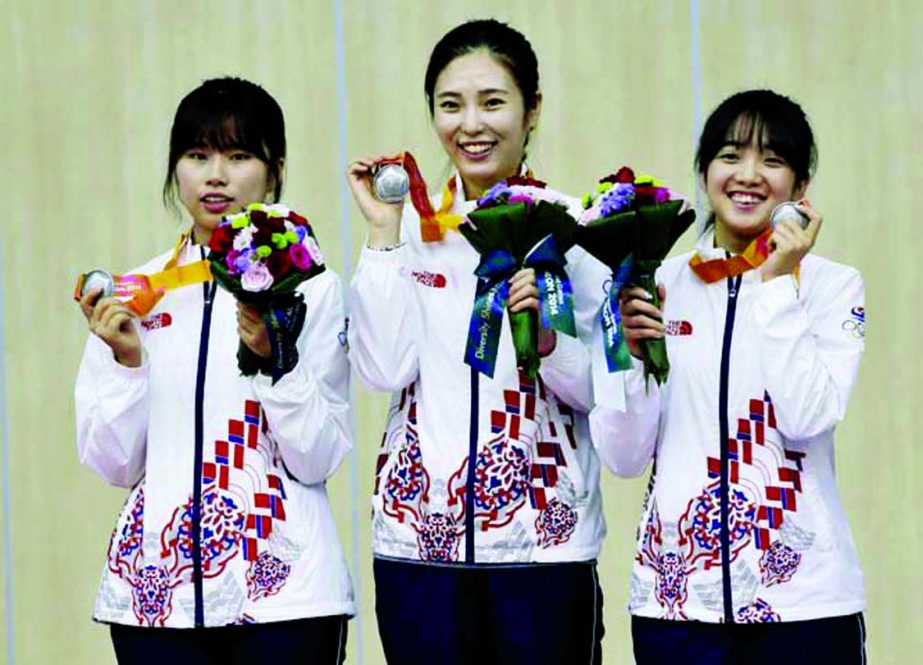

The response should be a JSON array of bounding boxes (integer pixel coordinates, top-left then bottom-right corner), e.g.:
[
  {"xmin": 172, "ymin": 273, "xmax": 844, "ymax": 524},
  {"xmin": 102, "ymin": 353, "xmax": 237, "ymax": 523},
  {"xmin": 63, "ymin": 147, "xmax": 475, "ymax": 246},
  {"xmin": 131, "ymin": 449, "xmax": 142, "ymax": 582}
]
[
  {"xmin": 461, "ymin": 143, "xmax": 493, "ymax": 154},
  {"xmin": 730, "ymin": 192, "xmax": 762, "ymax": 204},
  {"xmin": 203, "ymin": 196, "xmax": 230, "ymax": 202}
]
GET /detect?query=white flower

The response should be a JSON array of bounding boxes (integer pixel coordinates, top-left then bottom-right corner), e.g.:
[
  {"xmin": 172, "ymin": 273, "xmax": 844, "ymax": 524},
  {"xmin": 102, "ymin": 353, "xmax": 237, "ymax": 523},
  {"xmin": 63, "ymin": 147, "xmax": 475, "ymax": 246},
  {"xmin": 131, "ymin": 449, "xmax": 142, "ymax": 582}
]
[
  {"xmin": 264, "ymin": 203, "xmax": 290, "ymax": 218},
  {"xmin": 303, "ymin": 236, "xmax": 324, "ymax": 266},
  {"xmin": 233, "ymin": 225, "xmax": 255, "ymax": 251}
]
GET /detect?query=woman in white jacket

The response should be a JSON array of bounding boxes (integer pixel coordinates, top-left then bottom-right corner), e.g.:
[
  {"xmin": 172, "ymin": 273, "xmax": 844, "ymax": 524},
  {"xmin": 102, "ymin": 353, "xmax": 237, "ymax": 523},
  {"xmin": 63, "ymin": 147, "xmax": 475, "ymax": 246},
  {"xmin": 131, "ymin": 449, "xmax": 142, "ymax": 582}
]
[
  {"xmin": 591, "ymin": 89, "xmax": 866, "ymax": 663},
  {"xmin": 75, "ymin": 77, "xmax": 353, "ymax": 663},
  {"xmin": 347, "ymin": 19, "xmax": 608, "ymax": 665}
]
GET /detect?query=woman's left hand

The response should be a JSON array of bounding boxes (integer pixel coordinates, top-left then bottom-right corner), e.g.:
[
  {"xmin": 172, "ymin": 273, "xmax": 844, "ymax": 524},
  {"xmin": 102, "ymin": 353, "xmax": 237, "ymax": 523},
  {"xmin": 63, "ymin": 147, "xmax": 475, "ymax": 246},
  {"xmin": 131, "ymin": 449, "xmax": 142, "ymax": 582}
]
[
  {"xmin": 762, "ymin": 199, "xmax": 822, "ymax": 281},
  {"xmin": 507, "ymin": 268, "xmax": 556, "ymax": 356},
  {"xmin": 238, "ymin": 303, "xmax": 272, "ymax": 358}
]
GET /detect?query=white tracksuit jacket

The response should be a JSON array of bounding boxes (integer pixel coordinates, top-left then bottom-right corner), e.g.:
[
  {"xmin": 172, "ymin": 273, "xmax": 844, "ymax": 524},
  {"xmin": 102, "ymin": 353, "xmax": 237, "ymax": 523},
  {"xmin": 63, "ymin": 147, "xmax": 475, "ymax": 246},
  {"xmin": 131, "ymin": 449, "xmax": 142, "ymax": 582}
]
[
  {"xmin": 349, "ymin": 174, "xmax": 609, "ymax": 565},
  {"xmin": 76, "ymin": 238, "xmax": 355, "ymax": 628},
  {"xmin": 590, "ymin": 227, "xmax": 866, "ymax": 623}
]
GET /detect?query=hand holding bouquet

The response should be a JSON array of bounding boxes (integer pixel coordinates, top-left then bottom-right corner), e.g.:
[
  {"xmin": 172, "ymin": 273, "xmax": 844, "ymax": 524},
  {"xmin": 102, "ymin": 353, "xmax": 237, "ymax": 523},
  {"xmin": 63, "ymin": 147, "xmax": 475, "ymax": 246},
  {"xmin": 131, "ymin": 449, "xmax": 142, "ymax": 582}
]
[
  {"xmin": 577, "ymin": 167, "xmax": 695, "ymax": 386},
  {"xmin": 207, "ymin": 203, "xmax": 326, "ymax": 383},
  {"xmin": 459, "ymin": 177, "xmax": 578, "ymax": 379}
]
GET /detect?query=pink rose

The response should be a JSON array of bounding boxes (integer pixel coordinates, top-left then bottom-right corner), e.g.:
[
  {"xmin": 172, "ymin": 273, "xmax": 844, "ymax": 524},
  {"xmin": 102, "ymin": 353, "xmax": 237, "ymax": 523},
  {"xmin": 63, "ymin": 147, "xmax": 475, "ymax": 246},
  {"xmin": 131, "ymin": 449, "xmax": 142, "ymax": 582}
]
[{"xmin": 241, "ymin": 262, "xmax": 275, "ymax": 292}]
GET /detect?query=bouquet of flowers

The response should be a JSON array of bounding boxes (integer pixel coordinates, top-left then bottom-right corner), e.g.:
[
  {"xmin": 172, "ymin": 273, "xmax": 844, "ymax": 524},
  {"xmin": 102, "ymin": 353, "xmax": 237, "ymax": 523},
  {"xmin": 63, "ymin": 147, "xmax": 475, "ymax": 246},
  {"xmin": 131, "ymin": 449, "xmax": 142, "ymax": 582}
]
[
  {"xmin": 458, "ymin": 176, "xmax": 578, "ymax": 379},
  {"xmin": 207, "ymin": 203, "xmax": 326, "ymax": 383},
  {"xmin": 577, "ymin": 167, "xmax": 695, "ymax": 386}
]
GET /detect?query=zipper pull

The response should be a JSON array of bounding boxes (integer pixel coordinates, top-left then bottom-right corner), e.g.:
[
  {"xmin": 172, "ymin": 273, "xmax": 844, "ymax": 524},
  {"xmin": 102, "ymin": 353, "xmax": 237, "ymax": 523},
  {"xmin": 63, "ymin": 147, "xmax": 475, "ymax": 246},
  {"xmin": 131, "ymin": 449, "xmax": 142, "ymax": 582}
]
[
  {"xmin": 727, "ymin": 274, "xmax": 741, "ymax": 299},
  {"xmin": 199, "ymin": 246, "xmax": 216, "ymax": 305}
]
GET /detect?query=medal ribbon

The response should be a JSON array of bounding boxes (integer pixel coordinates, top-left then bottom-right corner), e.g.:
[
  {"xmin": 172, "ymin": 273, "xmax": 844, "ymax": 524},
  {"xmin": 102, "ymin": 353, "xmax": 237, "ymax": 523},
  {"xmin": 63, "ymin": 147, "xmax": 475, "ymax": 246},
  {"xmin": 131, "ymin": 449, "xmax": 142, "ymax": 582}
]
[
  {"xmin": 74, "ymin": 230, "xmax": 212, "ymax": 316},
  {"xmin": 688, "ymin": 229, "xmax": 776, "ymax": 283}
]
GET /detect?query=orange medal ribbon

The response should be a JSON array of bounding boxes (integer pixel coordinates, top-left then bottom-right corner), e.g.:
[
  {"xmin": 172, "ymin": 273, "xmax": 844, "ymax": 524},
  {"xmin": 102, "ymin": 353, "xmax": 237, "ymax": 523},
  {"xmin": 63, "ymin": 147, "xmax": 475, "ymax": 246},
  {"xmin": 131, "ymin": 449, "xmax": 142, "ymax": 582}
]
[
  {"xmin": 74, "ymin": 231, "xmax": 213, "ymax": 316},
  {"xmin": 688, "ymin": 229, "xmax": 799, "ymax": 284},
  {"xmin": 378, "ymin": 152, "xmax": 463, "ymax": 242}
]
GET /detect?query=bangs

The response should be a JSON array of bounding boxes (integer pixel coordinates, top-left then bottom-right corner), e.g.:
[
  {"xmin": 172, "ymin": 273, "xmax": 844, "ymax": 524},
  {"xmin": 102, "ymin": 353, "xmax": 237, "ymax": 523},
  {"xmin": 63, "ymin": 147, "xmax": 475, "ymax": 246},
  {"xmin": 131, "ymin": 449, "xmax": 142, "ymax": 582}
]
[
  {"xmin": 171, "ymin": 107, "xmax": 269, "ymax": 161},
  {"xmin": 724, "ymin": 111, "xmax": 799, "ymax": 164}
]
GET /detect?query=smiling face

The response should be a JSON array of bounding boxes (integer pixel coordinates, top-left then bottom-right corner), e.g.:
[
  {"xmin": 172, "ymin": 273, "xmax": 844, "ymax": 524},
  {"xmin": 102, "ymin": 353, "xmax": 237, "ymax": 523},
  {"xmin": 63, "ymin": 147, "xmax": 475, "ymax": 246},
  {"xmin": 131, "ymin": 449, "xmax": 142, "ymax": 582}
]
[
  {"xmin": 175, "ymin": 146, "xmax": 274, "ymax": 242},
  {"xmin": 704, "ymin": 120, "xmax": 807, "ymax": 253},
  {"xmin": 432, "ymin": 50, "xmax": 540, "ymax": 199}
]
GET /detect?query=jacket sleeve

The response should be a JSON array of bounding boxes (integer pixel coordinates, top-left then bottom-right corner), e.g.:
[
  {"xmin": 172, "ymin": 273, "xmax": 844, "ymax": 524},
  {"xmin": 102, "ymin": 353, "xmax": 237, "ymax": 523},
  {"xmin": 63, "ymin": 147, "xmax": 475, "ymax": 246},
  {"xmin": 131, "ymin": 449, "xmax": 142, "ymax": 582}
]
[
  {"xmin": 75, "ymin": 333, "xmax": 150, "ymax": 488},
  {"xmin": 347, "ymin": 241, "xmax": 421, "ymax": 391},
  {"xmin": 753, "ymin": 265, "xmax": 865, "ymax": 439},
  {"xmin": 538, "ymin": 246, "xmax": 609, "ymax": 412},
  {"xmin": 587, "ymin": 256, "xmax": 669, "ymax": 477},
  {"xmin": 253, "ymin": 270, "xmax": 352, "ymax": 486},
  {"xmin": 589, "ymin": 354, "xmax": 662, "ymax": 477}
]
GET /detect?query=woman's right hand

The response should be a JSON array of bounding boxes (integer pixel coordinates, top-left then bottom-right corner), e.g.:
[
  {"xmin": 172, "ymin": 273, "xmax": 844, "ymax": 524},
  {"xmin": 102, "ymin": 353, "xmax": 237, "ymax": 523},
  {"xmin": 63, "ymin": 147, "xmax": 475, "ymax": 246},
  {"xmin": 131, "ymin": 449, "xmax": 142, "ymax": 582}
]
[
  {"xmin": 79, "ymin": 288, "xmax": 143, "ymax": 367},
  {"xmin": 618, "ymin": 284, "xmax": 666, "ymax": 359},
  {"xmin": 346, "ymin": 156, "xmax": 404, "ymax": 247}
]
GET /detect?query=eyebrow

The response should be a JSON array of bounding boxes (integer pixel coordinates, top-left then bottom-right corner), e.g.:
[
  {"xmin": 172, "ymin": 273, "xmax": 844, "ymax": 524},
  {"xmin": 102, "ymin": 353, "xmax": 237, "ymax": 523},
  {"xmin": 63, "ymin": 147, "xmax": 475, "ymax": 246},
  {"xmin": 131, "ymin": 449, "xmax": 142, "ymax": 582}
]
[{"xmin": 436, "ymin": 88, "xmax": 510, "ymax": 98}]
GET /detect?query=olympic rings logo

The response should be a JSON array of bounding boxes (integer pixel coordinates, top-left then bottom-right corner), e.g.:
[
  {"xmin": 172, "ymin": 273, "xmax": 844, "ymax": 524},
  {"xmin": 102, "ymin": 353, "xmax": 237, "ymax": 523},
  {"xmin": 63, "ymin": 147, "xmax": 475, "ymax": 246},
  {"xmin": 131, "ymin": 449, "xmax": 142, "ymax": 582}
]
[{"xmin": 842, "ymin": 306, "xmax": 865, "ymax": 339}]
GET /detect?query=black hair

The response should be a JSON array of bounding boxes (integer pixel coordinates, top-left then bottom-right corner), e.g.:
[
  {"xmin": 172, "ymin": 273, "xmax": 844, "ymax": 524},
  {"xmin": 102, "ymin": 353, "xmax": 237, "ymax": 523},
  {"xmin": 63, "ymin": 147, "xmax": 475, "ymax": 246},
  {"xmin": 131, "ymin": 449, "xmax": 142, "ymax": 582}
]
[
  {"xmin": 163, "ymin": 77, "xmax": 286, "ymax": 210},
  {"xmin": 423, "ymin": 19, "xmax": 540, "ymax": 116},
  {"xmin": 695, "ymin": 89, "xmax": 817, "ymax": 187}
]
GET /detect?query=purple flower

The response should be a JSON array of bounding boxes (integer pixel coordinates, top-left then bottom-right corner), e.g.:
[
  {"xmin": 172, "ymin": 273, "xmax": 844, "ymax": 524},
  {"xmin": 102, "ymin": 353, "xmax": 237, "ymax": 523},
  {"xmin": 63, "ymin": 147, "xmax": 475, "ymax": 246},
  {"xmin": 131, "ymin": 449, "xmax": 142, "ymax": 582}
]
[
  {"xmin": 476, "ymin": 181, "xmax": 512, "ymax": 208},
  {"xmin": 599, "ymin": 183, "xmax": 635, "ymax": 217},
  {"xmin": 233, "ymin": 249, "xmax": 255, "ymax": 275}
]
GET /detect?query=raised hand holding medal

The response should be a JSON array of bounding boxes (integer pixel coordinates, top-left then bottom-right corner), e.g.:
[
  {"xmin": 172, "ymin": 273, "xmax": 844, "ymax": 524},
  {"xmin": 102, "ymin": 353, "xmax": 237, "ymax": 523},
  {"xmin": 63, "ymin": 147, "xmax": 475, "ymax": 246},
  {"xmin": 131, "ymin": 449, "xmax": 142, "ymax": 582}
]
[
  {"xmin": 347, "ymin": 151, "xmax": 463, "ymax": 246},
  {"xmin": 763, "ymin": 199, "xmax": 822, "ymax": 281},
  {"xmin": 76, "ymin": 281, "xmax": 143, "ymax": 368},
  {"xmin": 73, "ymin": 233, "xmax": 212, "ymax": 366}
]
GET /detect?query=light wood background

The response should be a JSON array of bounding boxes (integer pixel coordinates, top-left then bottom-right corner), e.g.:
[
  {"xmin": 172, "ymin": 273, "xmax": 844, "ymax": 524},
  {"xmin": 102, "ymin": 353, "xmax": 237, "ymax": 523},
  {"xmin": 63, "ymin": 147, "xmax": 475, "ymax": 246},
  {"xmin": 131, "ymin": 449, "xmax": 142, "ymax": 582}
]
[{"xmin": 1, "ymin": 1, "xmax": 920, "ymax": 662}]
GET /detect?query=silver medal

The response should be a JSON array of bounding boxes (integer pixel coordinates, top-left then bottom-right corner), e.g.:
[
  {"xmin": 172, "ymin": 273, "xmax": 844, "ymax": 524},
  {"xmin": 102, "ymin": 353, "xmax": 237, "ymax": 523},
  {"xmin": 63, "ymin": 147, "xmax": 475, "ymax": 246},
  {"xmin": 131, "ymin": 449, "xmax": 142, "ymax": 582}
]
[
  {"xmin": 373, "ymin": 163, "xmax": 410, "ymax": 203},
  {"xmin": 80, "ymin": 269, "xmax": 115, "ymax": 298},
  {"xmin": 770, "ymin": 202, "xmax": 809, "ymax": 229}
]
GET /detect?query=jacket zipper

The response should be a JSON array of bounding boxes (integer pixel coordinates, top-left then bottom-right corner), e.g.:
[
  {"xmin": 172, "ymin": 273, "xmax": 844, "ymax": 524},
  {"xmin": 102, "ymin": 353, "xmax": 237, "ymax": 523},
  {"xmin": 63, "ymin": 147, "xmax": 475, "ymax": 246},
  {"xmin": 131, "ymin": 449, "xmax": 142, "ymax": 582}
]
[
  {"xmin": 719, "ymin": 272, "xmax": 742, "ymax": 624},
  {"xmin": 465, "ymin": 366, "xmax": 479, "ymax": 564},
  {"xmin": 192, "ymin": 253, "xmax": 216, "ymax": 627}
]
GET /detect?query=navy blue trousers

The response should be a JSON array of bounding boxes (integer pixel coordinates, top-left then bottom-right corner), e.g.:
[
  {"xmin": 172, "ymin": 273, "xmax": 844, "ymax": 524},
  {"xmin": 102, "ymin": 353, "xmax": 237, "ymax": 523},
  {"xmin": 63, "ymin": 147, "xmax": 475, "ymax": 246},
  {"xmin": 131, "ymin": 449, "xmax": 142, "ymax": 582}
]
[
  {"xmin": 632, "ymin": 613, "xmax": 866, "ymax": 665},
  {"xmin": 374, "ymin": 557, "xmax": 603, "ymax": 665},
  {"xmin": 109, "ymin": 615, "xmax": 348, "ymax": 664}
]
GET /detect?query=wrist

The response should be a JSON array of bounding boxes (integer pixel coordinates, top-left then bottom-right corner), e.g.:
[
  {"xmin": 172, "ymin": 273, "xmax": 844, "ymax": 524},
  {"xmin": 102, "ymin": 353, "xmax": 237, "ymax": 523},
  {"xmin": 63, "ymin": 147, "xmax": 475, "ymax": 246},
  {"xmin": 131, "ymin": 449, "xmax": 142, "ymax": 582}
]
[
  {"xmin": 115, "ymin": 348, "xmax": 142, "ymax": 368},
  {"xmin": 367, "ymin": 223, "xmax": 401, "ymax": 248}
]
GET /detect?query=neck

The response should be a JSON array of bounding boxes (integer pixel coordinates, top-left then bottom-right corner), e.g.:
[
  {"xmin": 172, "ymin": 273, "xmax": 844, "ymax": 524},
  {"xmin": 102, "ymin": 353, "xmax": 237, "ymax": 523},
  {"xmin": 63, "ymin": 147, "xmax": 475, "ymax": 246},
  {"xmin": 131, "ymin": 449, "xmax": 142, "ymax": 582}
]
[
  {"xmin": 460, "ymin": 163, "xmax": 525, "ymax": 201},
  {"xmin": 461, "ymin": 177, "xmax": 487, "ymax": 201},
  {"xmin": 713, "ymin": 223, "xmax": 764, "ymax": 255},
  {"xmin": 192, "ymin": 224, "xmax": 212, "ymax": 246}
]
